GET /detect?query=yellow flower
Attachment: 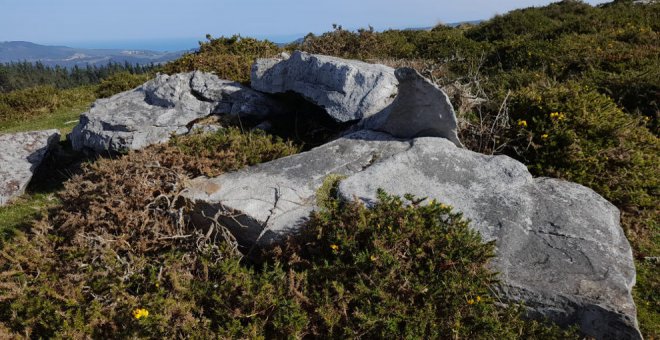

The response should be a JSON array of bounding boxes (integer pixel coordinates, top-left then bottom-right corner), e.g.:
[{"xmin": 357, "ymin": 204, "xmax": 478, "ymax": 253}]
[
  {"xmin": 330, "ymin": 244, "xmax": 339, "ymax": 251},
  {"xmin": 541, "ymin": 134, "xmax": 549, "ymax": 140},
  {"xmin": 476, "ymin": 296, "xmax": 482, "ymax": 302},
  {"xmin": 370, "ymin": 255, "xmax": 378, "ymax": 262},
  {"xmin": 550, "ymin": 112, "xmax": 566, "ymax": 121},
  {"xmin": 132, "ymin": 308, "xmax": 149, "ymax": 320},
  {"xmin": 517, "ymin": 120, "xmax": 528, "ymax": 128},
  {"xmin": 467, "ymin": 299, "xmax": 475, "ymax": 305}
]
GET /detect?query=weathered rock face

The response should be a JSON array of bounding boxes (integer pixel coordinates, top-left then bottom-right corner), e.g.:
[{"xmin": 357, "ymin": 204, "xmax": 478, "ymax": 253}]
[
  {"xmin": 69, "ymin": 71, "xmax": 282, "ymax": 152},
  {"xmin": 338, "ymin": 137, "xmax": 640, "ymax": 340},
  {"xmin": 183, "ymin": 130, "xmax": 411, "ymax": 246},
  {"xmin": 0, "ymin": 130, "xmax": 60, "ymax": 206},
  {"xmin": 251, "ymin": 51, "xmax": 399, "ymax": 122},
  {"xmin": 363, "ymin": 67, "xmax": 462, "ymax": 147},
  {"xmin": 183, "ymin": 131, "xmax": 640, "ymax": 339},
  {"xmin": 252, "ymin": 53, "xmax": 463, "ymax": 146}
]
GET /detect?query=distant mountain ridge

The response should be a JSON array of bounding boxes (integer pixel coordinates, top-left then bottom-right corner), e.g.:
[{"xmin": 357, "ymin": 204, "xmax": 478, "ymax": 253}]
[{"xmin": 0, "ymin": 41, "xmax": 188, "ymax": 67}]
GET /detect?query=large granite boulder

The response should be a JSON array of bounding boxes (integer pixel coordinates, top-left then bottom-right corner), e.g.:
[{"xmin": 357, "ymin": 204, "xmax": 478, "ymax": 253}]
[
  {"xmin": 182, "ymin": 131, "xmax": 640, "ymax": 339},
  {"xmin": 70, "ymin": 71, "xmax": 282, "ymax": 152},
  {"xmin": 0, "ymin": 130, "xmax": 60, "ymax": 206},
  {"xmin": 251, "ymin": 51, "xmax": 399, "ymax": 122},
  {"xmin": 363, "ymin": 67, "xmax": 462, "ymax": 147}
]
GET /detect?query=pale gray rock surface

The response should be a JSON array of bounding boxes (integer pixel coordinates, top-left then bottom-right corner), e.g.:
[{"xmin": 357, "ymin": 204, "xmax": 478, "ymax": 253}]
[
  {"xmin": 363, "ymin": 67, "xmax": 462, "ymax": 146},
  {"xmin": 182, "ymin": 130, "xmax": 410, "ymax": 246},
  {"xmin": 183, "ymin": 132, "xmax": 639, "ymax": 339},
  {"xmin": 338, "ymin": 137, "xmax": 640, "ymax": 340},
  {"xmin": 251, "ymin": 51, "xmax": 398, "ymax": 122},
  {"xmin": 70, "ymin": 71, "xmax": 282, "ymax": 152},
  {"xmin": 0, "ymin": 130, "xmax": 60, "ymax": 206}
]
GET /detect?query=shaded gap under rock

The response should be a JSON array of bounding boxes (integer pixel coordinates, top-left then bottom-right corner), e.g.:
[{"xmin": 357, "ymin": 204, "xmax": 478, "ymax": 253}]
[{"xmin": 256, "ymin": 91, "xmax": 357, "ymax": 151}]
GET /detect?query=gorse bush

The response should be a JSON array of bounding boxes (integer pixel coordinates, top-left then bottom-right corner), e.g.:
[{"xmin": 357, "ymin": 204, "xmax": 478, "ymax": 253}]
[
  {"xmin": 0, "ymin": 0, "xmax": 657, "ymax": 337},
  {"xmin": 287, "ymin": 2, "xmax": 660, "ymax": 335},
  {"xmin": 163, "ymin": 35, "xmax": 281, "ymax": 83},
  {"xmin": 267, "ymin": 186, "xmax": 577, "ymax": 338},
  {"xmin": 505, "ymin": 81, "xmax": 659, "ymax": 254},
  {"xmin": 0, "ymin": 128, "xmax": 299, "ymax": 338},
  {"xmin": 508, "ymin": 82, "xmax": 657, "ymax": 209},
  {"xmin": 164, "ymin": 127, "xmax": 300, "ymax": 177},
  {"xmin": 0, "ymin": 129, "xmax": 576, "ymax": 338},
  {"xmin": 95, "ymin": 72, "xmax": 153, "ymax": 98}
]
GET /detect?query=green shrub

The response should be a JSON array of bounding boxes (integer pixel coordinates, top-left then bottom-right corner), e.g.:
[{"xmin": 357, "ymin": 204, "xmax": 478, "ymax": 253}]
[
  {"xmin": 0, "ymin": 128, "xmax": 300, "ymax": 338},
  {"xmin": 0, "ymin": 85, "xmax": 95, "ymax": 126},
  {"xmin": 1, "ymin": 0, "xmax": 658, "ymax": 337},
  {"xmin": 300, "ymin": 25, "xmax": 389, "ymax": 60},
  {"xmin": 268, "ymin": 189, "xmax": 577, "ymax": 338},
  {"xmin": 507, "ymin": 82, "xmax": 658, "ymax": 210},
  {"xmin": 165, "ymin": 127, "xmax": 300, "ymax": 177},
  {"xmin": 0, "ymin": 128, "xmax": 576, "ymax": 338},
  {"xmin": 95, "ymin": 72, "xmax": 152, "ymax": 98},
  {"xmin": 163, "ymin": 35, "xmax": 281, "ymax": 83}
]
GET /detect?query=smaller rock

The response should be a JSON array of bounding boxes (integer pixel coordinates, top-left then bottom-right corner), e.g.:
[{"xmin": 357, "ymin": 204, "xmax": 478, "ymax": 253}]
[
  {"xmin": 70, "ymin": 71, "xmax": 283, "ymax": 152},
  {"xmin": 364, "ymin": 67, "xmax": 462, "ymax": 147},
  {"xmin": 251, "ymin": 51, "xmax": 399, "ymax": 122},
  {"xmin": 0, "ymin": 130, "xmax": 60, "ymax": 206}
]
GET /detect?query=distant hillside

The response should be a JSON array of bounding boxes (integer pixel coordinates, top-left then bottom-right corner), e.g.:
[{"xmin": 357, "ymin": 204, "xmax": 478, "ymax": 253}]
[{"xmin": 0, "ymin": 41, "xmax": 187, "ymax": 67}]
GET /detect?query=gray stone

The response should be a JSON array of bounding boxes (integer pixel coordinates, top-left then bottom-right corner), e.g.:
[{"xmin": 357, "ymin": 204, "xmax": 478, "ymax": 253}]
[
  {"xmin": 251, "ymin": 51, "xmax": 398, "ymax": 122},
  {"xmin": 70, "ymin": 71, "xmax": 282, "ymax": 152},
  {"xmin": 189, "ymin": 72, "xmax": 282, "ymax": 120},
  {"xmin": 189, "ymin": 116, "xmax": 223, "ymax": 134},
  {"xmin": 182, "ymin": 130, "xmax": 410, "ymax": 246},
  {"xmin": 0, "ymin": 130, "xmax": 60, "ymax": 206},
  {"xmin": 363, "ymin": 68, "xmax": 462, "ymax": 147},
  {"xmin": 338, "ymin": 137, "xmax": 640, "ymax": 340},
  {"xmin": 183, "ymin": 131, "xmax": 640, "ymax": 339}
]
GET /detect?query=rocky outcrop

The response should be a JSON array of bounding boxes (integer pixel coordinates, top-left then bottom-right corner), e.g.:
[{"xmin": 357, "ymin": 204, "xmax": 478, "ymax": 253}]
[
  {"xmin": 183, "ymin": 130, "xmax": 410, "ymax": 246},
  {"xmin": 0, "ymin": 130, "xmax": 60, "ymax": 206},
  {"xmin": 70, "ymin": 71, "xmax": 282, "ymax": 152},
  {"xmin": 70, "ymin": 53, "xmax": 465, "ymax": 153},
  {"xmin": 363, "ymin": 67, "xmax": 462, "ymax": 146},
  {"xmin": 251, "ymin": 51, "xmax": 399, "ymax": 122},
  {"xmin": 338, "ymin": 137, "xmax": 640, "ymax": 340},
  {"xmin": 253, "ymin": 52, "xmax": 463, "ymax": 145},
  {"xmin": 182, "ymin": 131, "xmax": 640, "ymax": 339}
]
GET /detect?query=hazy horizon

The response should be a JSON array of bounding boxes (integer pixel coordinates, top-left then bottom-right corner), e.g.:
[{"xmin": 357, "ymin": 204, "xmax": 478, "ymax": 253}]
[{"xmin": 2, "ymin": 0, "xmax": 612, "ymax": 51}]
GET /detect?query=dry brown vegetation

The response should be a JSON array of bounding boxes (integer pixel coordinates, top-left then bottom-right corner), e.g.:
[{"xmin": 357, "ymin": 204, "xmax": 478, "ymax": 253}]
[{"xmin": 0, "ymin": 128, "xmax": 300, "ymax": 337}]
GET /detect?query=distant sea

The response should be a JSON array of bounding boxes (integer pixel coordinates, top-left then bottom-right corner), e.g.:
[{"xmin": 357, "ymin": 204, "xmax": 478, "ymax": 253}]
[{"xmin": 54, "ymin": 34, "xmax": 307, "ymax": 52}]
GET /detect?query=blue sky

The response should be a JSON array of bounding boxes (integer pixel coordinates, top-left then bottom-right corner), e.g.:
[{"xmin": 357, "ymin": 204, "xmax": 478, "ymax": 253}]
[{"xmin": 1, "ymin": 0, "xmax": 611, "ymax": 50}]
